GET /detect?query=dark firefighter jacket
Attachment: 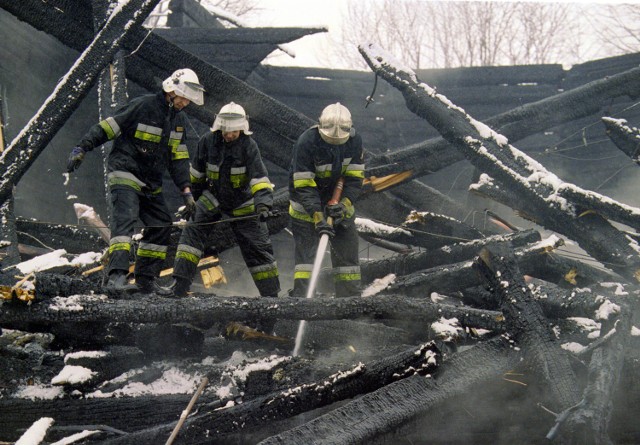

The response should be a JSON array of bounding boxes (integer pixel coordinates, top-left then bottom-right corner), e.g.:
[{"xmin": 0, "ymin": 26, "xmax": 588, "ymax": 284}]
[
  {"xmin": 289, "ymin": 126, "xmax": 365, "ymax": 222},
  {"xmin": 78, "ymin": 92, "xmax": 191, "ymax": 193},
  {"xmin": 190, "ymin": 131, "xmax": 273, "ymax": 216}
]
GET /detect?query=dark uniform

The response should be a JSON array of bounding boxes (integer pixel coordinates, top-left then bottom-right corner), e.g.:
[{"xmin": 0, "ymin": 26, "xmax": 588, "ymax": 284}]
[
  {"xmin": 77, "ymin": 92, "xmax": 191, "ymax": 282},
  {"xmin": 172, "ymin": 131, "xmax": 280, "ymax": 297},
  {"xmin": 288, "ymin": 126, "xmax": 365, "ymax": 298}
]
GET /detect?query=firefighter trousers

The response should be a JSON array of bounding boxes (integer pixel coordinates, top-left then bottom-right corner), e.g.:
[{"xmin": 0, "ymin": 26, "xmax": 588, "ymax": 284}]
[
  {"xmin": 107, "ymin": 187, "xmax": 172, "ymax": 280},
  {"xmin": 173, "ymin": 205, "xmax": 280, "ymax": 297},
  {"xmin": 290, "ymin": 215, "xmax": 361, "ymax": 298}
]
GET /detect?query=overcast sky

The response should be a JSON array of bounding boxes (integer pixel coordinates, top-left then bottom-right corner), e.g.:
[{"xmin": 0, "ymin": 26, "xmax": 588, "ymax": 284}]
[
  {"xmin": 243, "ymin": 0, "xmax": 346, "ymax": 68},
  {"xmin": 241, "ymin": 0, "xmax": 640, "ymax": 69}
]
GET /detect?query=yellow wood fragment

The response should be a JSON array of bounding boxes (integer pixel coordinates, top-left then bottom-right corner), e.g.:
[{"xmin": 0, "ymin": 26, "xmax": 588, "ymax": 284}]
[{"xmin": 564, "ymin": 268, "xmax": 578, "ymax": 285}]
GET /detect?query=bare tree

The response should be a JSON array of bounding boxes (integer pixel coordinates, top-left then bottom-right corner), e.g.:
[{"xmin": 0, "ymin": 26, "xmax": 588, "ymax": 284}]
[
  {"xmin": 335, "ymin": 0, "xmax": 597, "ymax": 70},
  {"xmin": 587, "ymin": 3, "xmax": 640, "ymax": 54},
  {"xmin": 202, "ymin": 0, "xmax": 258, "ymax": 18}
]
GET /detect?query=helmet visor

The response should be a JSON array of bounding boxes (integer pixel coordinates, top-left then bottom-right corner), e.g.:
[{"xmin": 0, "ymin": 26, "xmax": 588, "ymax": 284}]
[
  {"xmin": 212, "ymin": 113, "xmax": 251, "ymax": 134},
  {"xmin": 175, "ymin": 81, "xmax": 205, "ymax": 106}
]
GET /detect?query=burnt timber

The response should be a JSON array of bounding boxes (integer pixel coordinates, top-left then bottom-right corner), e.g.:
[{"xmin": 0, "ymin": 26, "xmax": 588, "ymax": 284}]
[{"xmin": 2, "ymin": 1, "xmax": 640, "ymax": 445}]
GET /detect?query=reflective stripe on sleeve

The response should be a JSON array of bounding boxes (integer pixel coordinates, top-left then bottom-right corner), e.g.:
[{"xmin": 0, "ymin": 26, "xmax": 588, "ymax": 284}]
[
  {"xmin": 293, "ymin": 171, "xmax": 317, "ymax": 189},
  {"xmin": 99, "ymin": 117, "xmax": 121, "ymax": 140},
  {"xmin": 250, "ymin": 177, "xmax": 273, "ymax": 195}
]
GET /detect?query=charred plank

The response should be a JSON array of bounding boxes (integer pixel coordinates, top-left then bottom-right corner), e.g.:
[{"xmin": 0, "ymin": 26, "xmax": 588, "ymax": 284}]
[
  {"xmin": 259, "ymin": 337, "xmax": 520, "ymax": 444},
  {"xmin": 602, "ymin": 116, "xmax": 640, "ymax": 164},
  {"xmin": 560, "ymin": 302, "xmax": 632, "ymax": 444},
  {"xmin": 3, "ymin": 284, "xmax": 505, "ymax": 333},
  {"xmin": 474, "ymin": 243, "xmax": 581, "ymax": 411},
  {"xmin": 100, "ymin": 342, "xmax": 442, "ymax": 444},
  {"xmin": 361, "ymin": 228, "xmax": 540, "ymax": 284}
]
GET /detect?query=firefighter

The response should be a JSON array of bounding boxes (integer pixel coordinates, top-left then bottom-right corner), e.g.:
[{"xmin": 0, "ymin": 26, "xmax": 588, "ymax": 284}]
[
  {"xmin": 160, "ymin": 102, "xmax": 281, "ymax": 300},
  {"xmin": 66, "ymin": 68, "xmax": 204, "ymax": 292},
  {"xmin": 289, "ymin": 102, "xmax": 365, "ymax": 298}
]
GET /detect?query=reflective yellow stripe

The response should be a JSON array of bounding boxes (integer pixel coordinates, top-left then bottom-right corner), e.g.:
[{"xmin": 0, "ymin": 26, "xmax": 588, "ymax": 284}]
[
  {"xmin": 109, "ymin": 242, "xmax": 130, "ymax": 254},
  {"xmin": 177, "ymin": 251, "xmax": 200, "ymax": 265},
  {"xmin": 233, "ymin": 204, "xmax": 255, "ymax": 216},
  {"xmin": 315, "ymin": 170, "xmax": 332, "ymax": 178},
  {"xmin": 293, "ymin": 178, "xmax": 317, "ymax": 188},
  {"xmin": 252, "ymin": 269, "xmax": 280, "ymax": 281},
  {"xmin": 289, "ymin": 204, "xmax": 314, "ymax": 222},
  {"xmin": 99, "ymin": 119, "xmax": 117, "ymax": 139},
  {"xmin": 251, "ymin": 182, "xmax": 273, "ymax": 194},
  {"xmin": 294, "ymin": 270, "xmax": 311, "ymax": 280},
  {"xmin": 134, "ymin": 130, "xmax": 161, "ymax": 143},
  {"xmin": 172, "ymin": 144, "xmax": 189, "ymax": 160},
  {"xmin": 137, "ymin": 248, "xmax": 167, "ymax": 260},
  {"xmin": 334, "ymin": 273, "xmax": 361, "ymax": 282},
  {"xmin": 344, "ymin": 169, "xmax": 365, "ymax": 178},
  {"xmin": 108, "ymin": 177, "xmax": 142, "ymax": 191}
]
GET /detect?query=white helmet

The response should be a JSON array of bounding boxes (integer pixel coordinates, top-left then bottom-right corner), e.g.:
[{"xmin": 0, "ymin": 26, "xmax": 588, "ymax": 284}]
[
  {"xmin": 211, "ymin": 102, "xmax": 252, "ymax": 134},
  {"xmin": 318, "ymin": 102, "xmax": 352, "ymax": 145},
  {"xmin": 162, "ymin": 68, "xmax": 205, "ymax": 106}
]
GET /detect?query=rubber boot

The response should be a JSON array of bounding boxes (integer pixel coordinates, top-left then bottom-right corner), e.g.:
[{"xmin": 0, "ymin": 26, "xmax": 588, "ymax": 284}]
[
  {"xmin": 135, "ymin": 275, "xmax": 168, "ymax": 294},
  {"xmin": 156, "ymin": 277, "xmax": 190, "ymax": 298},
  {"xmin": 104, "ymin": 270, "xmax": 138, "ymax": 292}
]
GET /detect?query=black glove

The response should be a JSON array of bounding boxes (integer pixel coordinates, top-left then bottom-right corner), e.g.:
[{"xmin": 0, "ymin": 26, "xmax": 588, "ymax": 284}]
[
  {"xmin": 67, "ymin": 146, "xmax": 87, "ymax": 172},
  {"xmin": 255, "ymin": 204, "xmax": 271, "ymax": 222},
  {"xmin": 326, "ymin": 202, "xmax": 347, "ymax": 221},
  {"xmin": 178, "ymin": 191, "xmax": 197, "ymax": 221},
  {"xmin": 313, "ymin": 211, "xmax": 335, "ymax": 238}
]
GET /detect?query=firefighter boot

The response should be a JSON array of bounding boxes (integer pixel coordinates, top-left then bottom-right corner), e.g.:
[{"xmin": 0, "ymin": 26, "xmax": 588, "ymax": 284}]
[
  {"xmin": 104, "ymin": 270, "xmax": 138, "ymax": 292},
  {"xmin": 135, "ymin": 275, "xmax": 169, "ymax": 294},
  {"xmin": 155, "ymin": 277, "xmax": 190, "ymax": 298}
]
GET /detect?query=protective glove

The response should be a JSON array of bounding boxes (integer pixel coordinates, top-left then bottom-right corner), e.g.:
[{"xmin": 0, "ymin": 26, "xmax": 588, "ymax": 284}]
[
  {"xmin": 178, "ymin": 191, "xmax": 197, "ymax": 221},
  {"xmin": 325, "ymin": 197, "xmax": 354, "ymax": 224},
  {"xmin": 313, "ymin": 211, "xmax": 335, "ymax": 238},
  {"xmin": 255, "ymin": 204, "xmax": 272, "ymax": 222},
  {"xmin": 66, "ymin": 146, "xmax": 87, "ymax": 172}
]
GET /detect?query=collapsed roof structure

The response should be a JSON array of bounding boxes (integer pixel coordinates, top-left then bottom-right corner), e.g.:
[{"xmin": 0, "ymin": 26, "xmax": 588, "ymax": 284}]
[{"xmin": 1, "ymin": 1, "xmax": 640, "ymax": 444}]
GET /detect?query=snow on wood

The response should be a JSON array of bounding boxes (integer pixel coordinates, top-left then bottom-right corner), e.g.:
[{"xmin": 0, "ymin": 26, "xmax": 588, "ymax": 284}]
[
  {"xmin": 358, "ymin": 42, "xmax": 640, "ymax": 282},
  {"xmin": 15, "ymin": 417, "xmax": 54, "ymax": 445}
]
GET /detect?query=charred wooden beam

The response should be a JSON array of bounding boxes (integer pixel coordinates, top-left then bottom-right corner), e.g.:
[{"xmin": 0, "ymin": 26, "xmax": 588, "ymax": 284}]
[
  {"xmin": 0, "ymin": 393, "xmax": 224, "ymax": 442},
  {"xmin": 474, "ymin": 244, "xmax": 581, "ymax": 411},
  {"xmin": 602, "ymin": 116, "xmax": 640, "ymax": 164},
  {"xmin": 98, "ymin": 343, "xmax": 442, "ymax": 444},
  {"xmin": 560, "ymin": 302, "xmax": 632, "ymax": 444},
  {"xmin": 0, "ymin": 92, "xmax": 20, "ymax": 267},
  {"xmin": 366, "ymin": 64, "xmax": 640, "ymax": 179},
  {"xmin": 471, "ymin": 175, "xmax": 640, "ymax": 264},
  {"xmin": 15, "ymin": 217, "xmax": 107, "ymax": 254},
  {"xmin": 361, "ymin": 228, "xmax": 540, "ymax": 284},
  {"xmin": 0, "ymin": 199, "xmax": 20, "ymax": 268},
  {"xmin": 2, "ymin": 281, "xmax": 505, "ymax": 332},
  {"xmin": 260, "ymin": 337, "xmax": 520, "ymax": 444},
  {"xmin": 462, "ymin": 278, "xmax": 631, "ymax": 319},
  {"xmin": 384, "ymin": 236, "xmax": 565, "ymax": 297},
  {"xmin": 0, "ymin": 0, "xmax": 162, "ymax": 207},
  {"xmin": 357, "ymin": 233, "xmax": 413, "ymax": 254},
  {"xmin": 359, "ymin": 43, "xmax": 640, "ymax": 282}
]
